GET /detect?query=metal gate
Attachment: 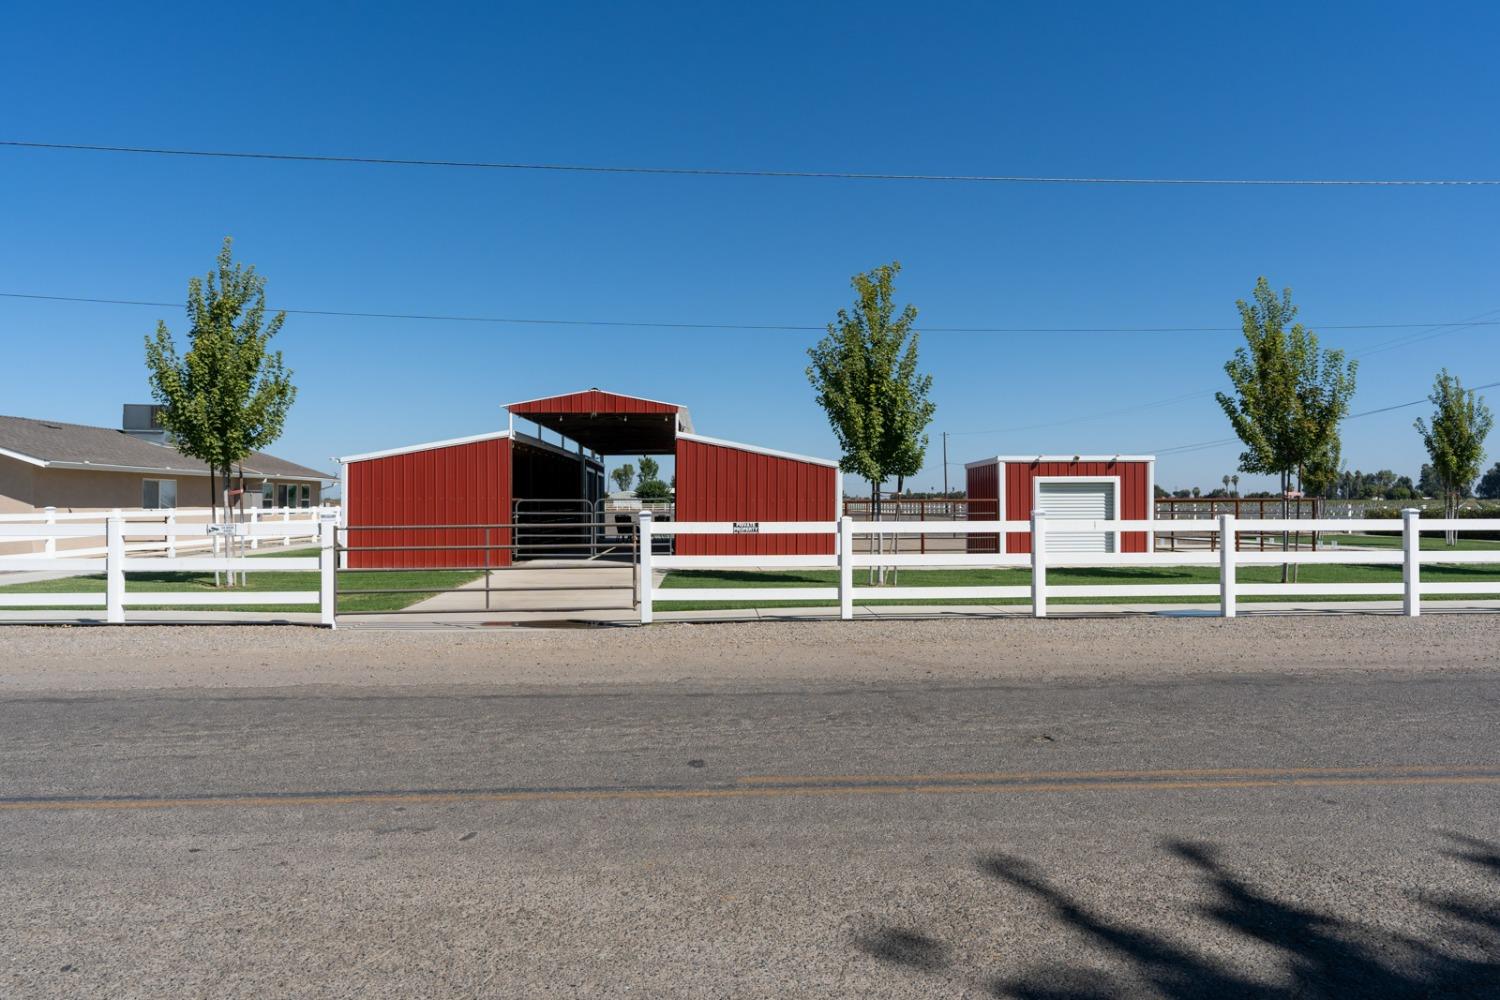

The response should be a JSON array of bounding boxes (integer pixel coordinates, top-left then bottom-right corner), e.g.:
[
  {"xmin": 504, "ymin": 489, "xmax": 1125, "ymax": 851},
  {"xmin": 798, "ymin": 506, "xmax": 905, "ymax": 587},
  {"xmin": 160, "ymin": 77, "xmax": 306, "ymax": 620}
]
[{"xmin": 336, "ymin": 518, "xmax": 643, "ymax": 618}]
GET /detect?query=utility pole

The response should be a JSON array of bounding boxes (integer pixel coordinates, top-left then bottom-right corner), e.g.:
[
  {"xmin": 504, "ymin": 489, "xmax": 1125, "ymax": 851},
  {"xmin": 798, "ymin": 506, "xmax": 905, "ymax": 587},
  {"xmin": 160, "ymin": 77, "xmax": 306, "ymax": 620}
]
[{"xmin": 942, "ymin": 431, "xmax": 949, "ymax": 495}]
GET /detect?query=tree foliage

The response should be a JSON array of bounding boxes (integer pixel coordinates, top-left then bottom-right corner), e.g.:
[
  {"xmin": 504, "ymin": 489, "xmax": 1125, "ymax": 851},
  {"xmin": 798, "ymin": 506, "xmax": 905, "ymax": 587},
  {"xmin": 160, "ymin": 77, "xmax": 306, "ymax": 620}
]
[
  {"xmin": 1414, "ymin": 370, "xmax": 1494, "ymax": 521},
  {"xmin": 610, "ymin": 464, "xmax": 635, "ymax": 493},
  {"xmin": 634, "ymin": 455, "xmax": 670, "ymax": 499},
  {"xmin": 144, "ymin": 237, "xmax": 296, "ymax": 520},
  {"xmin": 1477, "ymin": 462, "xmax": 1500, "ymax": 500},
  {"xmin": 806, "ymin": 262, "xmax": 935, "ymax": 511},
  {"xmin": 1215, "ymin": 278, "xmax": 1358, "ymax": 494}
]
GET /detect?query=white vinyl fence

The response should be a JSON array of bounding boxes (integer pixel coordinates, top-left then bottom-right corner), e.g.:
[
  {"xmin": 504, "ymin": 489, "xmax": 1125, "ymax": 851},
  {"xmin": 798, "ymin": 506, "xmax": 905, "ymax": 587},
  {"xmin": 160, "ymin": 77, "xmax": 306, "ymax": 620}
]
[
  {"xmin": 0, "ymin": 512, "xmax": 337, "ymax": 625},
  {"xmin": 0, "ymin": 506, "xmax": 322, "ymax": 560},
  {"xmin": 637, "ymin": 510, "xmax": 1500, "ymax": 623}
]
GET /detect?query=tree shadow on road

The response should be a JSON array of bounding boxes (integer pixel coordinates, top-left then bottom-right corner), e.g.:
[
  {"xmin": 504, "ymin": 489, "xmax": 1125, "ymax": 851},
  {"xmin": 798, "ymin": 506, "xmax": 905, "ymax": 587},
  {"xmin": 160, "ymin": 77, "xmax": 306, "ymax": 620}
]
[{"xmin": 855, "ymin": 833, "xmax": 1500, "ymax": 999}]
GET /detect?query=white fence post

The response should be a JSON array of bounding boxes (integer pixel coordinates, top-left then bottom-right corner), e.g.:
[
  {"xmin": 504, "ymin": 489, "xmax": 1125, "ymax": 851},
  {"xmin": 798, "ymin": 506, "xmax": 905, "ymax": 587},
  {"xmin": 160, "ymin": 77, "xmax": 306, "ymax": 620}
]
[
  {"xmin": 1031, "ymin": 510, "xmax": 1047, "ymax": 618},
  {"xmin": 282, "ymin": 508, "xmax": 292, "ymax": 547},
  {"xmin": 839, "ymin": 516, "xmax": 854, "ymax": 621},
  {"xmin": 1402, "ymin": 507, "xmax": 1421, "ymax": 617},
  {"xmin": 1219, "ymin": 513, "xmax": 1236, "ymax": 618},
  {"xmin": 319, "ymin": 518, "xmax": 337, "ymax": 628},
  {"xmin": 105, "ymin": 511, "xmax": 125, "ymax": 624},
  {"xmin": 637, "ymin": 511, "xmax": 654, "ymax": 624},
  {"xmin": 249, "ymin": 508, "xmax": 260, "ymax": 550},
  {"xmin": 43, "ymin": 506, "xmax": 56, "ymax": 557},
  {"xmin": 165, "ymin": 511, "xmax": 177, "ymax": 559}
]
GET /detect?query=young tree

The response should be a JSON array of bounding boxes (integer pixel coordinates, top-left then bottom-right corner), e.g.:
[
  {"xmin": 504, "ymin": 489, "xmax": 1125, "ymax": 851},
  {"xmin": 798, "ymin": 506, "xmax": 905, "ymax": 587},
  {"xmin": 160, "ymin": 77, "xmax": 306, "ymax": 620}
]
[
  {"xmin": 1476, "ymin": 462, "xmax": 1500, "ymax": 500},
  {"xmin": 145, "ymin": 237, "xmax": 297, "ymax": 528},
  {"xmin": 610, "ymin": 464, "xmax": 635, "ymax": 493},
  {"xmin": 806, "ymin": 262, "xmax": 935, "ymax": 521},
  {"xmin": 1215, "ymin": 278, "xmax": 1357, "ymax": 577},
  {"xmin": 1415, "ymin": 370, "xmax": 1494, "ymax": 541},
  {"xmin": 634, "ymin": 455, "xmax": 670, "ymax": 500}
]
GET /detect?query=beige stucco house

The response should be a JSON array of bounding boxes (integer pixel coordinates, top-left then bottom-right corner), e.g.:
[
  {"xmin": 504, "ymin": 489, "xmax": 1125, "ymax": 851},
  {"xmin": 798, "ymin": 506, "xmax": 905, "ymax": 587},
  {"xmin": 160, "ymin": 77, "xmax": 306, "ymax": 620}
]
[{"xmin": 0, "ymin": 410, "xmax": 333, "ymax": 515}]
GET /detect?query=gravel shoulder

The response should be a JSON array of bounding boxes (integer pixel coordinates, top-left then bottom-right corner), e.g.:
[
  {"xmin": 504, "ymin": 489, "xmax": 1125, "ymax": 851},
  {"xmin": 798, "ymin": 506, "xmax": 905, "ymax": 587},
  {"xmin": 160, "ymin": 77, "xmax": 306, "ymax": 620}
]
[{"xmin": 2, "ymin": 615, "xmax": 1498, "ymax": 693}]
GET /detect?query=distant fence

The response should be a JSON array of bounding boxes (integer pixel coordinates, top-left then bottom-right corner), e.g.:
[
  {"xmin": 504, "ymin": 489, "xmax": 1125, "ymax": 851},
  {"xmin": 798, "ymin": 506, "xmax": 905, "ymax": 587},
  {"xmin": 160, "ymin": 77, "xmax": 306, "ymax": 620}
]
[{"xmin": 637, "ymin": 509, "xmax": 1500, "ymax": 622}]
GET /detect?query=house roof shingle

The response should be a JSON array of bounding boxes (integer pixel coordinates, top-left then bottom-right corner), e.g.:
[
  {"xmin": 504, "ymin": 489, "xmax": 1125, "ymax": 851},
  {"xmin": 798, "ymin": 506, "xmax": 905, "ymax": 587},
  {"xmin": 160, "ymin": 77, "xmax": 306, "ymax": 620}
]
[{"xmin": 0, "ymin": 414, "xmax": 333, "ymax": 482}]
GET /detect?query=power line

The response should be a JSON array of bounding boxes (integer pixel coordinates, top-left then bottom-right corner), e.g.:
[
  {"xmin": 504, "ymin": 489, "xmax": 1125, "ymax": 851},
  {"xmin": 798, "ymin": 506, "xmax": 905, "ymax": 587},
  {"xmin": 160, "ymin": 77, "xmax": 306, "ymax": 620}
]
[
  {"xmin": 5, "ymin": 140, "xmax": 1500, "ymax": 186},
  {"xmin": 1148, "ymin": 379, "xmax": 1500, "ymax": 457},
  {"xmin": 5, "ymin": 290, "xmax": 1500, "ymax": 336},
  {"xmin": 949, "ymin": 310, "xmax": 1500, "ymax": 439}
]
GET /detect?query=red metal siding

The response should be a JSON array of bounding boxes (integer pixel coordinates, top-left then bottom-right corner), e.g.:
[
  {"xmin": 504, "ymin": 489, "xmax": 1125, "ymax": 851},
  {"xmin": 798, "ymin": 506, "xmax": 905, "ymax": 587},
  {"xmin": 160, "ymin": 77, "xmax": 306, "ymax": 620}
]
[
  {"xmin": 508, "ymin": 390, "xmax": 680, "ymax": 416},
  {"xmin": 674, "ymin": 438, "xmax": 837, "ymax": 556},
  {"xmin": 347, "ymin": 437, "xmax": 511, "ymax": 569},
  {"xmin": 965, "ymin": 461, "xmax": 1000, "ymax": 553},
  {"xmin": 1003, "ymin": 460, "xmax": 1150, "ymax": 553}
]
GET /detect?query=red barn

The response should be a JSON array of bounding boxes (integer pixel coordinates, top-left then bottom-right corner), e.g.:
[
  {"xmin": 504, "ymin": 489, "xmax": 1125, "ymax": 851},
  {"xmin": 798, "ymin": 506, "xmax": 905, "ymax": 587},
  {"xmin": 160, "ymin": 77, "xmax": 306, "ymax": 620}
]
[
  {"xmin": 339, "ymin": 388, "xmax": 839, "ymax": 567},
  {"xmin": 964, "ymin": 455, "xmax": 1155, "ymax": 553}
]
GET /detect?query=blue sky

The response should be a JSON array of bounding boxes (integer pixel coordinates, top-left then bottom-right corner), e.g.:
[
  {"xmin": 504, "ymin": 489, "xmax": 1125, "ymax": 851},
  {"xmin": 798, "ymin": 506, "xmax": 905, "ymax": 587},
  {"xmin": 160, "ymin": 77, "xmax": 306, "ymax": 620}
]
[{"xmin": 2, "ymin": 1, "xmax": 1497, "ymax": 494}]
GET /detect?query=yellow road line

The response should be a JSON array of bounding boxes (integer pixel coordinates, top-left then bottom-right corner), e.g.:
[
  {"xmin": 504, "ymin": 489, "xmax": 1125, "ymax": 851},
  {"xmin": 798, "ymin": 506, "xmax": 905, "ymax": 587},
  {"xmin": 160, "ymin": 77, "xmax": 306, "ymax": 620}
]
[
  {"xmin": 735, "ymin": 763, "xmax": 1497, "ymax": 786},
  {"xmin": 2, "ymin": 770, "xmax": 1497, "ymax": 814}
]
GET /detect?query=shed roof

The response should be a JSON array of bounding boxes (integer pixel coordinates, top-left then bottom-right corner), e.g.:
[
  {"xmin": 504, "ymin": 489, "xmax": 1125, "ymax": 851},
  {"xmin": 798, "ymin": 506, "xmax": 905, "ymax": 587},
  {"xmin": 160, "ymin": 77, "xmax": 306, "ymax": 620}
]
[
  {"xmin": 506, "ymin": 388, "xmax": 692, "ymax": 454},
  {"xmin": 0, "ymin": 414, "xmax": 333, "ymax": 482}
]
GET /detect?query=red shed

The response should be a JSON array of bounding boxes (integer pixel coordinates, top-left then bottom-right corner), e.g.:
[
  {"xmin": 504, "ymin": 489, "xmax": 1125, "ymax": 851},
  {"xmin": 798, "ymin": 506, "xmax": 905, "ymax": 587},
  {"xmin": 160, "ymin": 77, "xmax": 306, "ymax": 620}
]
[
  {"xmin": 964, "ymin": 455, "xmax": 1155, "ymax": 553},
  {"xmin": 339, "ymin": 388, "xmax": 840, "ymax": 566}
]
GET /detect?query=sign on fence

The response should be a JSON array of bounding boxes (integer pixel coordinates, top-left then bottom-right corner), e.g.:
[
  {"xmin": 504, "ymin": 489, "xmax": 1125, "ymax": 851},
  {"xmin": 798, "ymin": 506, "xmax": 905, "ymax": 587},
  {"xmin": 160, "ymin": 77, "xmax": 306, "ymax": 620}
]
[
  {"xmin": 205, "ymin": 523, "xmax": 240, "ymax": 536},
  {"xmin": 732, "ymin": 522, "xmax": 760, "ymax": 534}
]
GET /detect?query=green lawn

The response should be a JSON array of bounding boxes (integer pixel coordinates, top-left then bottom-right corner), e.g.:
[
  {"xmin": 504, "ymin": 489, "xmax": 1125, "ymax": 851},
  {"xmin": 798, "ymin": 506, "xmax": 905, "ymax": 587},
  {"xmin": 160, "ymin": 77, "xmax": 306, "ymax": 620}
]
[
  {"xmin": 0, "ymin": 547, "xmax": 484, "ymax": 613},
  {"xmin": 656, "ymin": 563, "xmax": 1500, "ymax": 611},
  {"xmin": 1319, "ymin": 533, "xmax": 1500, "ymax": 551}
]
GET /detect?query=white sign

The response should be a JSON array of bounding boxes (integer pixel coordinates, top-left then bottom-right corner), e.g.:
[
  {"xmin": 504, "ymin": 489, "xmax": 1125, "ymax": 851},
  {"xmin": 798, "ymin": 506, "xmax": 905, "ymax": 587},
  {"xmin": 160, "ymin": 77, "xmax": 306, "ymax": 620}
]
[
  {"xmin": 206, "ymin": 522, "xmax": 240, "ymax": 536},
  {"xmin": 732, "ymin": 521, "xmax": 760, "ymax": 535},
  {"xmin": 318, "ymin": 509, "xmax": 341, "ymax": 523}
]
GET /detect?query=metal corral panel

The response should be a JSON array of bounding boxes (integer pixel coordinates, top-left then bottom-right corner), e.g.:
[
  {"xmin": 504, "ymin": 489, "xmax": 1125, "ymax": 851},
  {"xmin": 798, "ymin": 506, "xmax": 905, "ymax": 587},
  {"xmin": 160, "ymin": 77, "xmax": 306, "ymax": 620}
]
[
  {"xmin": 346, "ymin": 436, "xmax": 511, "ymax": 569},
  {"xmin": 675, "ymin": 436, "xmax": 838, "ymax": 556}
]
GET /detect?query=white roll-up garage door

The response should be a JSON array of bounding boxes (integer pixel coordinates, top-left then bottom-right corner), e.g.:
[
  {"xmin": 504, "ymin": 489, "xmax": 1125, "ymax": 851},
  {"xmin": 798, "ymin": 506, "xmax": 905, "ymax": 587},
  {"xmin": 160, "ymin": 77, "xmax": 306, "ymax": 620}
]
[{"xmin": 1036, "ymin": 480, "xmax": 1115, "ymax": 552}]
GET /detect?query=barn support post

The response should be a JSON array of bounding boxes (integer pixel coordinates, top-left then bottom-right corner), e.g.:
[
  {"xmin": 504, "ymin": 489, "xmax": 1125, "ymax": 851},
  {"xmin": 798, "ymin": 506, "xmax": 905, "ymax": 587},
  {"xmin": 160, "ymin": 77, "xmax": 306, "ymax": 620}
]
[
  {"xmin": 838, "ymin": 516, "xmax": 854, "ymax": 621},
  {"xmin": 1030, "ymin": 510, "xmax": 1047, "ymax": 618},
  {"xmin": 1219, "ymin": 513, "xmax": 1236, "ymax": 618},
  {"xmin": 637, "ymin": 510, "xmax": 654, "ymax": 624},
  {"xmin": 1402, "ymin": 507, "xmax": 1421, "ymax": 617}
]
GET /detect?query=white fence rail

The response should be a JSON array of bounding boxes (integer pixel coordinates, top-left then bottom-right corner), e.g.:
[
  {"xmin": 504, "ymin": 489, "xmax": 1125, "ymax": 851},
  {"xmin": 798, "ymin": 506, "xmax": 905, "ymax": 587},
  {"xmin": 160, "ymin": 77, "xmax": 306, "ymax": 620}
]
[
  {"xmin": 637, "ymin": 509, "xmax": 1500, "ymax": 623},
  {"xmin": 0, "ymin": 513, "xmax": 336, "ymax": 625}
]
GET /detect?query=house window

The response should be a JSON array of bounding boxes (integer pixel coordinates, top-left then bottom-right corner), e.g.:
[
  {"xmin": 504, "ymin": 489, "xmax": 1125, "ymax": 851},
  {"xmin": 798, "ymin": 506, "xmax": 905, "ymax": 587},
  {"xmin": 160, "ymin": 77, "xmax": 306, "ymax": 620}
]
[
  {"xmin": 261, "ymin": 482, "xmax": 274, "ymax": 509},
  {"xmin": 299, "ymin": 484, "xmax": 311, "ymax": 508},
  {"xmin": 142, "ymin": 478, "xmax": 178, "ymax": 509}
]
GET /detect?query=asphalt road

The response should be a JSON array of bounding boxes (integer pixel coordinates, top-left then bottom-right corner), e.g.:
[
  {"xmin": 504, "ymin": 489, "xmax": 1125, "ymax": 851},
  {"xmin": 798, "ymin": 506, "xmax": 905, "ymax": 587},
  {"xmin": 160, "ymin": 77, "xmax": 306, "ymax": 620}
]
[{"xmin": 3, "ymin": 669, "xmax": 1499, "ymax": 998}]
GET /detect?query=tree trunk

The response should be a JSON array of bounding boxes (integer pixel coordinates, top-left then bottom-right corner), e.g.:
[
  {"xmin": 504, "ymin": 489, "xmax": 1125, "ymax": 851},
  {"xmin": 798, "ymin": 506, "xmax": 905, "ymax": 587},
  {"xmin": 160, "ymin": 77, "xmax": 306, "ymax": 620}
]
[{"xmin": 1280, "ymin": 470, "xmax": 1291, "ymax": 584}]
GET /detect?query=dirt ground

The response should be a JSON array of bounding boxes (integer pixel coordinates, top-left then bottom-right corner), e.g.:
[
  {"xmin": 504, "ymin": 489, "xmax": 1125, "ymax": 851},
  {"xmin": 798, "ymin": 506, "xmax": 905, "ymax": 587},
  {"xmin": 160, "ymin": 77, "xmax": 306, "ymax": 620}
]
[{"xmin": 2, "ymin": 614, "xmax": 1497, "ymax": 692}]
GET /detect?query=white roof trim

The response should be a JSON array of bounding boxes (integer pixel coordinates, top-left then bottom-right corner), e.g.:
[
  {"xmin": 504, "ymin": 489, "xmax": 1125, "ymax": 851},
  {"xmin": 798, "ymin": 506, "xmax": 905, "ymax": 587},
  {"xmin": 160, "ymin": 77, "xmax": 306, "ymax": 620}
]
[
  {"xmin": 339, "ymin": 430, "xmax": 512, "ymax": 464},
  {"xmin": 677, "ymin": 431, "xmax": 839, "ymax": 468},
  {"xmin": 505, "ymin": 388, "xmax": 687, "ymax": 412},
  {"xmin": 965, "ymin": 454, "xmax": 1156, "ymax": 469},
  {"xmin": 0, "ymin": 445, "xmax": 49, "ymax": 468}
]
